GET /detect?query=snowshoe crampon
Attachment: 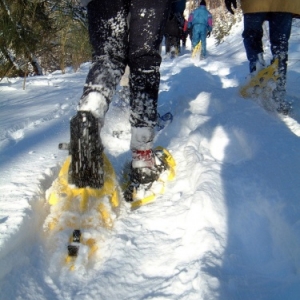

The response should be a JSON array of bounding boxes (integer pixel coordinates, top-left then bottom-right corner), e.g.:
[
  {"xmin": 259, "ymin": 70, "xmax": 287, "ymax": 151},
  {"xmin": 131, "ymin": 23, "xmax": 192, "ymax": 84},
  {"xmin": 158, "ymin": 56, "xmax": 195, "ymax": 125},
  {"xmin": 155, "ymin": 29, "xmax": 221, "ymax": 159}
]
[
  {"xmin": 240, "ymin": 58, "xmax": 279, "ymax": 99},
  {"xmin": 123, "ymin": 146, "xmax": 176, "ymax": 210}
]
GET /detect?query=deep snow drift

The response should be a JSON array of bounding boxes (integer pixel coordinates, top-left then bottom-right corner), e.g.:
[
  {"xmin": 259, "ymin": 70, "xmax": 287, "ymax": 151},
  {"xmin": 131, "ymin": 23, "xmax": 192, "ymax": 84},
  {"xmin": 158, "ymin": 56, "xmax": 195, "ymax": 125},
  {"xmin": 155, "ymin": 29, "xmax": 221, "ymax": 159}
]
[{"xmin": 1, "ymin": 21, "xmax": 300, "ymax": 300}]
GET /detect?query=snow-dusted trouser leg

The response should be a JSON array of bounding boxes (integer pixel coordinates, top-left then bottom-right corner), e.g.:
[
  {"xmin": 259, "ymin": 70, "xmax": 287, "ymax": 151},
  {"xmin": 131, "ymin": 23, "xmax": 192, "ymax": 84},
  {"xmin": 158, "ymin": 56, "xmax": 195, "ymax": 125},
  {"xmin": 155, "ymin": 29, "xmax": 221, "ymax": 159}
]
[
  {"xmin": 243, "ymin": 11, "xmax": 292, "ymax": 89},
  {"xmin": 130, "ymin": 126, "xmax": 155, "ymax": 168},
  {"xmin": 129, "ymin": 68, "xmax": 160, "ymax": 128},
  {"xmin": 127, "ymin": 0, "xmax": 170, "ymax": 171},
  {"xmin": 130, "ymin": 126, "xmax": 154, "ymax": 151},
  {"xmin": 268, "ymin": 12, "xmax": 292, "ymax": 98},
  {"xmin": 78, "ymin": 0, "xmax": 130, "ymax": 122},
  {"xmin": 243, "ymin": 13, "xmax": 265, "ymax": 73},
  {"xmin": 128, "ymin": 0, "xmax": 170, "ymax": 130},
  {"xmin": 199, "ymin": 27, "xmax": 207, "ymax": 57}
]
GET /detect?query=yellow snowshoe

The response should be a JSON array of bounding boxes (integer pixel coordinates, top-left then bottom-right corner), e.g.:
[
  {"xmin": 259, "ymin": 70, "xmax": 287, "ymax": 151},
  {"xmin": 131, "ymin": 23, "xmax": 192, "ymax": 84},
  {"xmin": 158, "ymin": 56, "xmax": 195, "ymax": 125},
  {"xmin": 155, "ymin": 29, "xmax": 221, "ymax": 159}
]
[
  {"xmin": 43, "ymin": 111, "xmax": 120, "ymax": 270},
  {"xmin": 240, "ymin": 58, "xmax": 279, "ymax": 99},
  {"xmin": 44, "ymin": 153, "xmax": 120, "ymax": 270}
]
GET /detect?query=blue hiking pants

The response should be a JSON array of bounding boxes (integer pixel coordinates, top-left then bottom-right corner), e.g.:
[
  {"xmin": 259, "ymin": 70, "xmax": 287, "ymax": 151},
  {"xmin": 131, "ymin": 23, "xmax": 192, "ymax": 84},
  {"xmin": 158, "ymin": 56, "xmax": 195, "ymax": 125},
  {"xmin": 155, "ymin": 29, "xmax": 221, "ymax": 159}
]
[{"xmin": 192, "ymin": 24, "xmax": 207, "ymax": 57}]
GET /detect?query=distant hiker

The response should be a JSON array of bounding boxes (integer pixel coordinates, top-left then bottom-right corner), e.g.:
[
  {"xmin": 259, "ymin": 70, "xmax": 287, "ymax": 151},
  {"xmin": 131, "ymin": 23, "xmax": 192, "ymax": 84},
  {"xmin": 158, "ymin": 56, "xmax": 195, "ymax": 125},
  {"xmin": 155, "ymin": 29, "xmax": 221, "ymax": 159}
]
[
  {"xmin": 188, "ymin": 0, "xmax": 212, "ymax": 59},
  {"xmin": 164, "ymin": 12, "xmax": 183, "ymax": 57},
  {"xmin": 74, "ymin": 0, "xmax": 172, "ymax": 196},
  {"xmin": 225, "ymin": 0, "xmax": 300, "ymax": 115},
  {"xmin": 164, "ymin": 0, "xmax": 186, "ymax": 56},
  {"xmin": 187, "ymin": 13, "xmax": 194, "ymax": 41},
  {"xmin": 182, "ymin": 18, "xmax": 189, "ymax": 48}
]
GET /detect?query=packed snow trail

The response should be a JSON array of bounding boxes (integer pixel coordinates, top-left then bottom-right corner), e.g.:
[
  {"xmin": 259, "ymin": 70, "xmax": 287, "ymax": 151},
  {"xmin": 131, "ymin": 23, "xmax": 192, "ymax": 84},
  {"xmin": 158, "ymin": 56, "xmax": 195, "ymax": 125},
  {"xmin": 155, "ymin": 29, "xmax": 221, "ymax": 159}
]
[{"xmin": 1, "ymin": 22, "xmax": 300, "ymax": 299}]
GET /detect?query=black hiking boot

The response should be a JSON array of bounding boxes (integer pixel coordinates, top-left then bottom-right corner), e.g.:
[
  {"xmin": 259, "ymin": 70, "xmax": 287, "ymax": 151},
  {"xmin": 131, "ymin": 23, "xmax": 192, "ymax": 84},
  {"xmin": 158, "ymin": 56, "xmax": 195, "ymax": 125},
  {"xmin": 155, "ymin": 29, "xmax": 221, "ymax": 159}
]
[{"xmin": 69, "ymin": 111, "xmax": 104, "ymax": 189}]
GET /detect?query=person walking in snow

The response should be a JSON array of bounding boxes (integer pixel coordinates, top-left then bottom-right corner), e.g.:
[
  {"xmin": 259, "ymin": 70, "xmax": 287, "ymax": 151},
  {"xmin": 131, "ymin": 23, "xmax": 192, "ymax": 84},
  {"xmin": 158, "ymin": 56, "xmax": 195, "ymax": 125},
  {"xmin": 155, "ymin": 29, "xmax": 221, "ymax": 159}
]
[
  {"xmin": 74, "ymin": 0, "xmax": 172, "ymax": 196},
  {"xmin": 164, "ymin": 12, "xmax": 183, "ymax": 56},
  {"xmin": 188, "ymin": 0, "xmax": 212, "ymax": 59},
  {"xmin": 182, "ymin": 18, "xmax": 189, "ymax": 48},
  {"xmin": 225, "ymin": 0, "xmax": 300, "ymax": 115},
  {"xmin": 164, "ymin": 0, "xmax": 186, "ymax": 57}
]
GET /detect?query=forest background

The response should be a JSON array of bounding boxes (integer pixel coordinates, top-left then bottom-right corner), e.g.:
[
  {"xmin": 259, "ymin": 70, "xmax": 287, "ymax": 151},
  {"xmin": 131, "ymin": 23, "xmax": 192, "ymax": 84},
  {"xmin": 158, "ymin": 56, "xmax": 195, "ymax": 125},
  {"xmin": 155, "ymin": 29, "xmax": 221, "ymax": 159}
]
[{"xmin": 0, "ymin": 0, "xmax": 242, "ymax": 79}]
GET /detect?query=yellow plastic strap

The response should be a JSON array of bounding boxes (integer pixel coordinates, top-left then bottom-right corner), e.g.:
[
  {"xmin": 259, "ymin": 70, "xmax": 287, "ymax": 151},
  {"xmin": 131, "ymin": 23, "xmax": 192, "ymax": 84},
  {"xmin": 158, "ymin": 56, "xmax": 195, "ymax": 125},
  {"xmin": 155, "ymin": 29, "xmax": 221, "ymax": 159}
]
[{"xmin": 131, "ymin": 194, "xmax": 156, "ymax": 209}]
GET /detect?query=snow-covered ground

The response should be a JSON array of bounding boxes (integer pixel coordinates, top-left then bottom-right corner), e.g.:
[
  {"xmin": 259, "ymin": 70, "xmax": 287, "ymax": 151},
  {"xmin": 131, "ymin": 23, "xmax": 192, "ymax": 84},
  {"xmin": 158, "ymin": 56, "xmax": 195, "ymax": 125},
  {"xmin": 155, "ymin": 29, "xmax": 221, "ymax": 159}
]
[{"xmin": 1, "ymin": 21, "xmax": 300, "ymax": 300}]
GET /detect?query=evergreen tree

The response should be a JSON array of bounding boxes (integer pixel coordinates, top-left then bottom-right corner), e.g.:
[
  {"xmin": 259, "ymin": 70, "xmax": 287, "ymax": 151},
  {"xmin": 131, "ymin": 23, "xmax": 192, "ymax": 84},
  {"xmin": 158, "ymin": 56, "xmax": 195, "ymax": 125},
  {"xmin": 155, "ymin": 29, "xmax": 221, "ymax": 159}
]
[
  {"xmin": 0, "ymin": 0, "xmax": 53, "ymax": 77},
  {"xmin": 0, "ymin": 0, "xmax": 91, "ymax": 79}
]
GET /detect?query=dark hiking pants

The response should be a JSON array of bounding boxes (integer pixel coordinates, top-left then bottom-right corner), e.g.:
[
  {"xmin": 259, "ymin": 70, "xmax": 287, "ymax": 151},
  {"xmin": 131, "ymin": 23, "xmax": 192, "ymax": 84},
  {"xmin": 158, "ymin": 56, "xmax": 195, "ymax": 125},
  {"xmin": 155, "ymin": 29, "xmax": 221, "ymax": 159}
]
[
  {"xmin": 243, "ymin": 12, "xmax": 292, "ymax": 92},
  {"xmin": 165, "ymin": 35, "xmax": 180, "ymax": 53},
  {"xmin": 82, "ymin": 0, "xmax": 170, "ymax": 128}
]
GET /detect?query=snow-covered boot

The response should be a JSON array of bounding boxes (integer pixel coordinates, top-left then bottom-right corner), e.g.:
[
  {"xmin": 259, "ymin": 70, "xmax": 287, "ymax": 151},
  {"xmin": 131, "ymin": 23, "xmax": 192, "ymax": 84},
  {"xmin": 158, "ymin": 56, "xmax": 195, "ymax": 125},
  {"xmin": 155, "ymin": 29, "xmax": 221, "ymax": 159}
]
[
  {"xmin": 123, "ymin": 149, "xmax": 168, "ymax": 203},
  {"xmin": 123, "ymin": 126, "xmax": 167, "ymax": 202},
  {"xmin": 69, "ymin": 111, "xmax": 104, "ymax": 189},
  {"xmin": 257, "ymin": 52, "xmax": 266, "ymax": 71},
  {"xmin": 123, "ymin": 145, "xmax": 176, "ymax": 207},
  {"xmin": 131, "ymin": 149, "xmax": 163, "ymax": 184},
  {"xmin": 130, "ymin": 126, "xmax": 162, "ymax": 184},
  {"xmin": 249, "ymin": 52, "xmax": 266, "ymax": 73}
]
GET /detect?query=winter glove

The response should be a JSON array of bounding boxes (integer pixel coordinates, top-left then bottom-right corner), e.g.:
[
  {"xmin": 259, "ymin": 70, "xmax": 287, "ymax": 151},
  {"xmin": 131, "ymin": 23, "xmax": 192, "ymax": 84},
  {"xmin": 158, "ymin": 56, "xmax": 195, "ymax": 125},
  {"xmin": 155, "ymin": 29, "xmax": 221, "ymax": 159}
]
[
  {"xmin": 225, "ymin": 0, "xmax": 237, "ymax": 14},
  {"xmin": 207, "ymin": 31, "xmax": 211, "ymax": 38}
]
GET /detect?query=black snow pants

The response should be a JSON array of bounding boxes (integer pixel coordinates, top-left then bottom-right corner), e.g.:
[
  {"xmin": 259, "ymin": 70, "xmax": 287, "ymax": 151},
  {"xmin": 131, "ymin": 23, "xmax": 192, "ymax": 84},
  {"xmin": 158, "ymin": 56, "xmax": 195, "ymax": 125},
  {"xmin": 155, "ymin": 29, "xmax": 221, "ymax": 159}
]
[{"xmin": 82, "ymin": 0, "xmax": 171, "ymax": 128}]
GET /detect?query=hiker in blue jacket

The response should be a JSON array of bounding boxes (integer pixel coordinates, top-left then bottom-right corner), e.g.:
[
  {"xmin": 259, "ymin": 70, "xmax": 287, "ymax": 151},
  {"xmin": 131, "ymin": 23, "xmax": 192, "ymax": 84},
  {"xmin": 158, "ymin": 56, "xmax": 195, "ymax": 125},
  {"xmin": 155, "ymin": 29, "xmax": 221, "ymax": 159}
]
[{"xmin": 188, "ymin": 0, "xmax": 212, "ymax": 59}]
